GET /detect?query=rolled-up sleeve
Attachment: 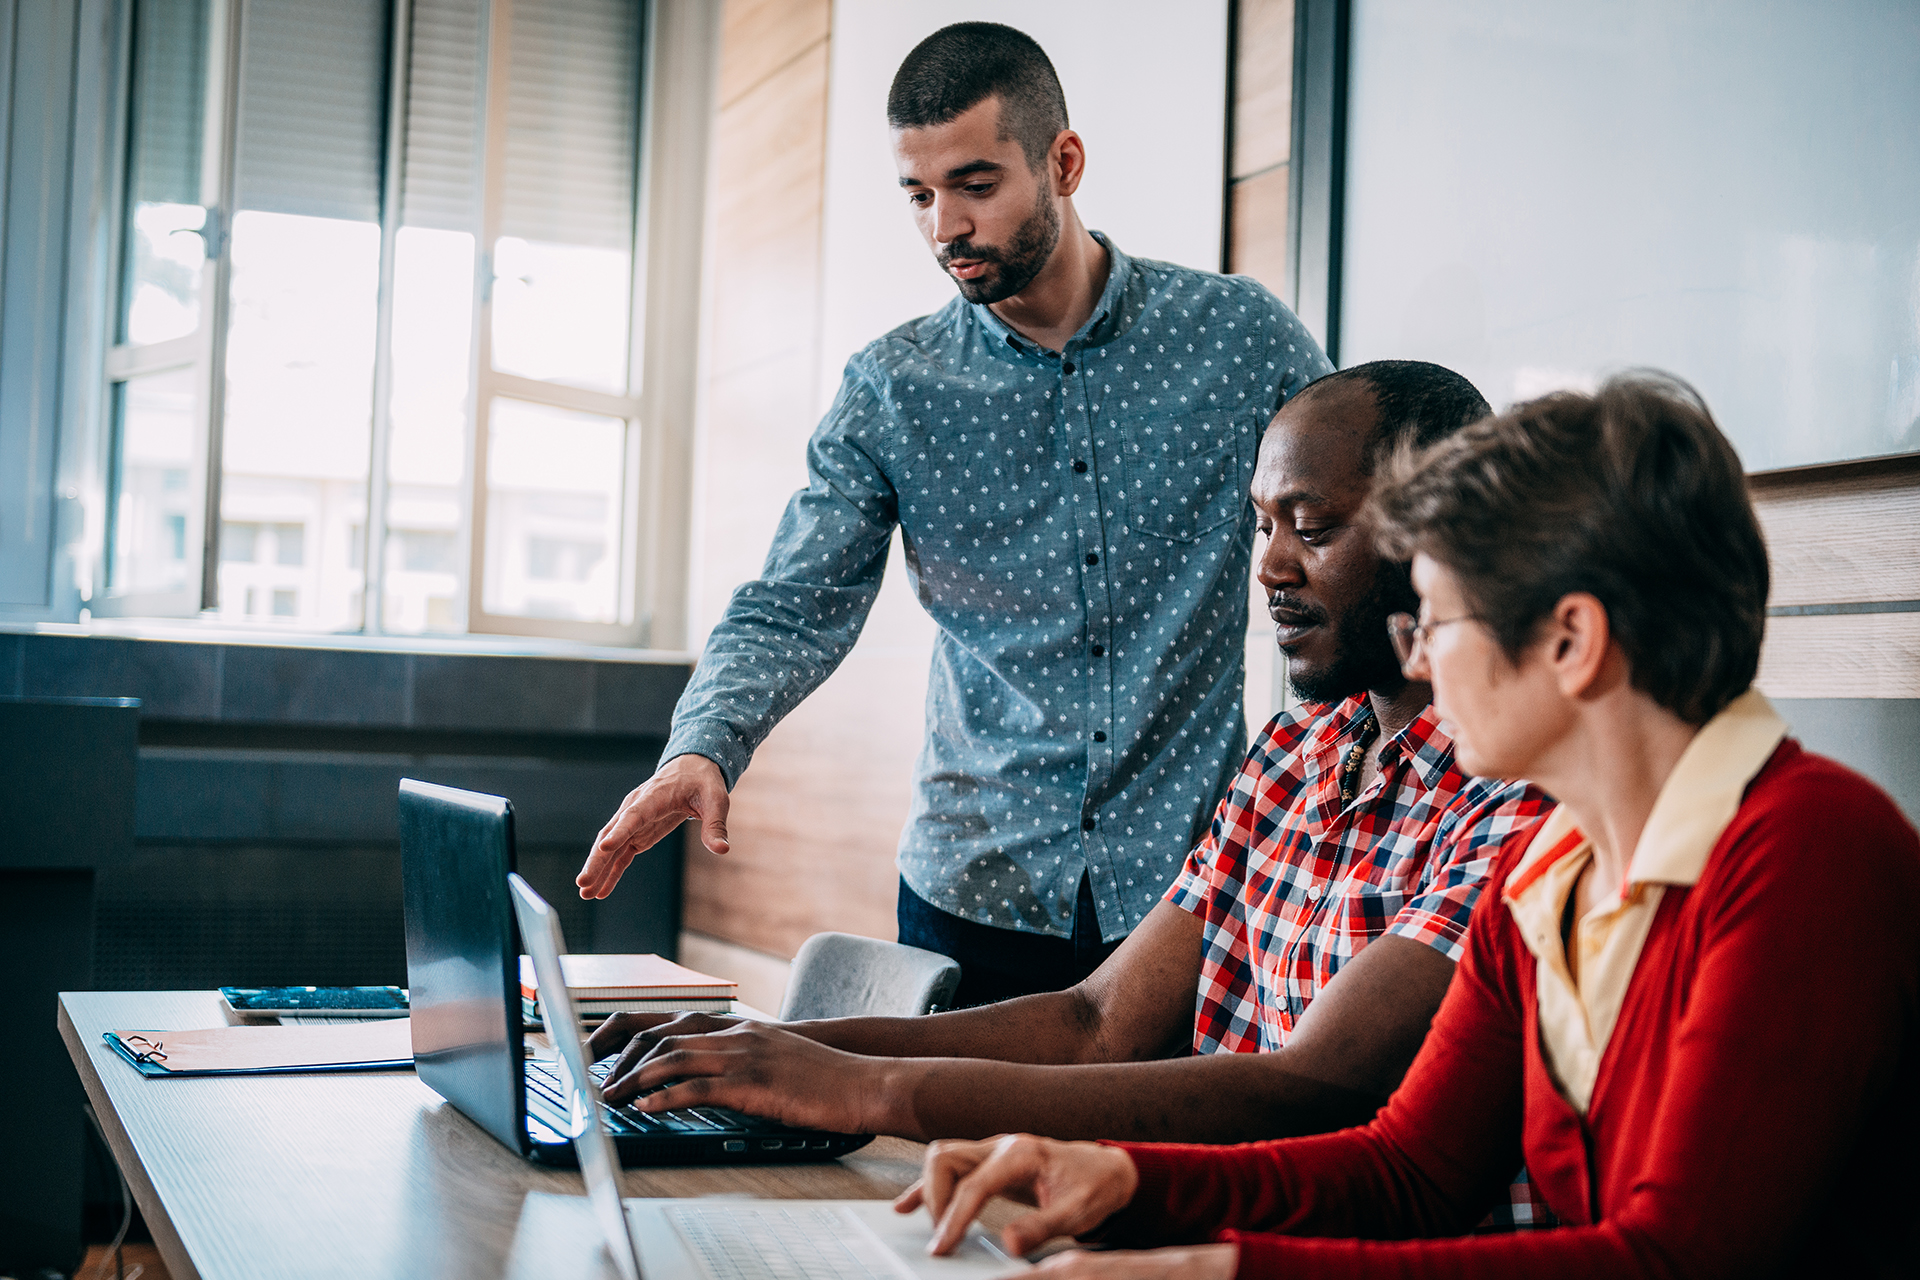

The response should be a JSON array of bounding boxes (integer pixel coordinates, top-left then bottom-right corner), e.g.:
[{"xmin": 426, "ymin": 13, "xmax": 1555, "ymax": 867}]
[
  {"xmin": 660, "ymin": 362, "xmax": 899, "ymax": 785},
  {"xmin": 1383, "ymin": 780, "xmax": 1551, "ymax": 963}
]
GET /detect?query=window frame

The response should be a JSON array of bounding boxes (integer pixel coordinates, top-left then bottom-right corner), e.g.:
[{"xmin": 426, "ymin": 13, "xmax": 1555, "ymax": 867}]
[{"xmin": 88, "ymin": 0, "xmax": 714, "ymax": 649}]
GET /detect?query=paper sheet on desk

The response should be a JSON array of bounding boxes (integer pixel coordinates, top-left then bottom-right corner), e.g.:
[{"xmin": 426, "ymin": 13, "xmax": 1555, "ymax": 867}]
[{"xmin": 105, "ymin": 1017, "xmax": 414, "ymax": 1076}]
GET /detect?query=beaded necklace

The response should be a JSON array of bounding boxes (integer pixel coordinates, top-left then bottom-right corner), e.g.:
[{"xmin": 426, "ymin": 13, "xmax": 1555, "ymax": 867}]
[{"xmin": 1339, "ymin": 704, "xmax": 1381, "ymax": 807}]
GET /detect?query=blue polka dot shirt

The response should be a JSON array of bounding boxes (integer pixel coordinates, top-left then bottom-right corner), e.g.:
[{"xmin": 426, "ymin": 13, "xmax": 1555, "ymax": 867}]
[{"xmin": 662, "ymin": 235, "xmax": 1332, "ymax": 941}]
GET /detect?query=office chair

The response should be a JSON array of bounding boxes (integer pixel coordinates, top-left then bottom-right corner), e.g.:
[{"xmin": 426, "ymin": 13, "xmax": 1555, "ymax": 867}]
[{"xmin": 776, "ymin": 932, "xmax": 961, "ymax": 1021}]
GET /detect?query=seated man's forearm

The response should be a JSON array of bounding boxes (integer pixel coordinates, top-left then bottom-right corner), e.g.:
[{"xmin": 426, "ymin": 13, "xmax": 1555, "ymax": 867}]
[
  {"xmin": 882, "ymin": 1052, "xmax": 1387, "ymax": 1144},
  {"xmin": 791, "ymin": 985, "xmax": 1136, "ymax": 1065}
]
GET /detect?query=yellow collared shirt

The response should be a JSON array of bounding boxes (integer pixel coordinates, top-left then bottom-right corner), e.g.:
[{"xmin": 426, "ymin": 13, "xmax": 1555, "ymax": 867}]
[{"xmin": 1501, "ymin": 689, "xmax": 1787, "ymax": 1112}]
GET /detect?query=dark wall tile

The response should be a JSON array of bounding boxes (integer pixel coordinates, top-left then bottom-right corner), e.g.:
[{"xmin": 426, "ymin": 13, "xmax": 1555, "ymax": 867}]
[
  {"xmin": 220, "ymin": 646, "xmax": 411, "ymax": 727},
  {"xmin": 23, "ymin": 635, "xmax": 223, "ymax": 719},
  {"xmin": 586, "ymin": 828, "xmax": 683, "ymax": 955},
  {"xmin": 136, "ymin": 754, "xmax": 275, "ymax": 841},
  {"xmin": 268, "ymin": 759, "xmax": 407, "ymax": 842},
  {"xmin": 0, "ymin": 633, "xmax": 24, "ymax": 695},
  {"xmin": 411, "ymin": 654, "xmax": 594, "ymax": 733},
  {"xmin": 592, "ymin": 660, "xmax": 689, "ymax": 734},
  {"xmin": 426, "ymin": 758, "xmax": 652, "ymax": 843},
  {"xmin": 2, "ymin": 699, "xmax": 139, "ymax": 865}
]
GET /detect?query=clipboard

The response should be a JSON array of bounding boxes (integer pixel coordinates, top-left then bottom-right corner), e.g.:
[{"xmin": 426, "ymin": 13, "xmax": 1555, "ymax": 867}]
[{"xmin": 105, "ymin": 1018, "xmax": 415, "ymax": 1077}]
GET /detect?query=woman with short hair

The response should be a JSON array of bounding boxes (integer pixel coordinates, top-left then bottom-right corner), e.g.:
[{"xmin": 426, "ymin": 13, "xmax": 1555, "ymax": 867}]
[{"xmin": 901, "ymin": 373, "xmax": 1920, "ymax": 1278}]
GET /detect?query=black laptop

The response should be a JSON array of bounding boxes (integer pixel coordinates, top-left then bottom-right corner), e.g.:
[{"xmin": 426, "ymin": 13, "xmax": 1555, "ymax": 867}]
[{"xmin": 397, "ymin": 778, "xmax": 873, "ymax": 1166}]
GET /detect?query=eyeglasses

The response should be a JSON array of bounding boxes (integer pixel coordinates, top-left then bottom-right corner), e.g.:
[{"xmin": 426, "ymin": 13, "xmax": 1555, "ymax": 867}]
[{"xmin": 1386, "ymin": 612, "xmax": 1480, "ymax": 667}]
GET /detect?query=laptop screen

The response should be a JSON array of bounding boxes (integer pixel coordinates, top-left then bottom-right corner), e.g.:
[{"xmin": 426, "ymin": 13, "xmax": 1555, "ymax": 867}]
[
  {"xmin": 399, "ymin": 779, "xmax": 527, "ymax": 1157},
  {"xmin": 509, "ymin": 873, "xmax": 644, "ymax": 1280}
]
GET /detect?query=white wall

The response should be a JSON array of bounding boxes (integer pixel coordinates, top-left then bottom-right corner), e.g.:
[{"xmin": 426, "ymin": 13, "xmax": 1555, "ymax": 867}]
[
  {"xmin": 816, "ymin": 0, "xmax": 1230, "ymax": 409},
  {"xmin": 1340, "ymin": 0, "xmax": 1920, "ymax": 472}
]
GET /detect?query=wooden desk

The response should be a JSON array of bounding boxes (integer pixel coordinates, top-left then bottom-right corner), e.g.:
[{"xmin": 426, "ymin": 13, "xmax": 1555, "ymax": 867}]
[{"xmin": 60, "ymin": 992, "xmax": 929, "ymax": 1280}]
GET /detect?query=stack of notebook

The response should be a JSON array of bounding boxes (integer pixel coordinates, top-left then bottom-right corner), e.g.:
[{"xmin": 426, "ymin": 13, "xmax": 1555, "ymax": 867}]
[{"xmin": 518, "ymin": 953, "xmax": 738, "ymax": 1026}]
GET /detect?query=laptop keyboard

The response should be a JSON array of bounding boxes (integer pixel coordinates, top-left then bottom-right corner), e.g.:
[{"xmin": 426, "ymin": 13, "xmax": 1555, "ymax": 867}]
[
  {"xmin": 524, "ymin": 1058, "xmax": 762, "ymax": 1136},
  {"xmin": 666, "ymin": 1204, "xmax": 916, "ymax": 1280}
]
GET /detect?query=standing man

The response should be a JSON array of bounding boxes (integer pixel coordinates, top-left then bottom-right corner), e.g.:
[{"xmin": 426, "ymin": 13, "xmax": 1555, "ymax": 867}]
[{"xmin": 577, "ymin": 22, "xmax": 1331, "ymax": 1004}]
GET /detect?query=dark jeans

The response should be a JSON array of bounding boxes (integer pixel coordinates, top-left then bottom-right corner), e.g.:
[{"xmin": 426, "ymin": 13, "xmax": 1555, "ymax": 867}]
[{"xmin": 896, "ymin": 875, "xmax": 1122, "ymax": 1009}]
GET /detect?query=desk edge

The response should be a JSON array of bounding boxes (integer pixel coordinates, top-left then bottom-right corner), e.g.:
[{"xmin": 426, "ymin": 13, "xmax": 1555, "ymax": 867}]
[{"xmin": 59, "ymin": 995, "xmax": 205, "ymax": 1280}]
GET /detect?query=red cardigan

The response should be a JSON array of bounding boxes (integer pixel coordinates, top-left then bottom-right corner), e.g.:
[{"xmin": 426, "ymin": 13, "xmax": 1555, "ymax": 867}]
[{"xmin": 1101, "ymin": 741, "xmax": 1920, "ymax": 1277}]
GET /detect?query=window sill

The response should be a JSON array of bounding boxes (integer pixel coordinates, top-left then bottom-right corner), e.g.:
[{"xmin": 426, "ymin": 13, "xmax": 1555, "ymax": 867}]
[
  {"xmin": 2, "ymin": 623, "xmax": 693, "ymax": 735},
  {"xmin": 2, "ymin": 618, "xmax": 693, "ymax": 665}
]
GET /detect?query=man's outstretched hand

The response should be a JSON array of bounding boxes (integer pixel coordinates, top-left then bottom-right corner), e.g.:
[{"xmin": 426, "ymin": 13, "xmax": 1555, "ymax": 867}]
[{"xmin": 577, "ymin": 754, "xmax": 731, "ymax": 899}]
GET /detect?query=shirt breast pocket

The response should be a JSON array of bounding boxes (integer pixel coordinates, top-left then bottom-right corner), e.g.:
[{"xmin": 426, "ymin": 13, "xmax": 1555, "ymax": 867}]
[{"xmin": 1118, "ymin": 414, "xmax": 1250, "ymax": 543}]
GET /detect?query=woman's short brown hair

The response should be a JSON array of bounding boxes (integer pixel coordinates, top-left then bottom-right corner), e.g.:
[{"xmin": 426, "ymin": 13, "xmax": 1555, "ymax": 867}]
[{"xmin": 1368, "ymin": 371, "xmax": 1769, "ymax": 726}]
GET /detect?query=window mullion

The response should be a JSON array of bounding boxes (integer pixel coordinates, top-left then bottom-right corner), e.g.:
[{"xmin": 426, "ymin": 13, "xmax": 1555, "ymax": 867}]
[
  {"xmin": 194, "ymin": 0, "xmax": 245, "ymax": 613},
  {"xmin": 466, "ymin": 0, "xmax": 511, "ymax": 636},
  {"xmin": 364, "ymin": 0, "xmax": 415, "ymax": 634}
]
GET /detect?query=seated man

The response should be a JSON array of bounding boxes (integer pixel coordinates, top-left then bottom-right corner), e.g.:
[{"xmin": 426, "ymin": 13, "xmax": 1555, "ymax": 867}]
[{"xmin": 592, "ymin": 362, "xmax": 1551, "ymax": 1208}]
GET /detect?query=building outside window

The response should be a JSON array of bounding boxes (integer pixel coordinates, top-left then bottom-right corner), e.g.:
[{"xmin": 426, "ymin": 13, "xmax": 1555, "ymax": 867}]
[{"xmin": 99, "ymin": 0, "xmax": 655, "ymax": 643}]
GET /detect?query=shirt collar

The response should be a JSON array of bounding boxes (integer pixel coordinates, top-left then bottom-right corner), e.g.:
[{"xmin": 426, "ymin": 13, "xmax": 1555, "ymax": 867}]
[
  {"xmin": 1503, "ymin": 688, "xmax": 1787, "ymax": 905},
  {"xmin": 1625, "ymin": 688, "xmax": 1786, "ymax": 886},
  {"xmin": 1393, "ymin": 704, "xmax": 1461, "ymax": 792},
  {"xmin": 971, "ymin": 231, "xmax": 1133, "ymax": 356},
  {"xmin": 1304, "ymin": 697, "xmax": 1457, "ymax": 792}
]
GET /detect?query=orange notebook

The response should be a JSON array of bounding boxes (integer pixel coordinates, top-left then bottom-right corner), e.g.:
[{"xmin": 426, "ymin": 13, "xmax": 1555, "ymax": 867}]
[
  {"xmin": 105, "ymin": 1018, "xmax": 414, "ymax": 1077},
  {"xmin": 516, "ymin": 953, "xmax": 737, "ymax": 1001}
]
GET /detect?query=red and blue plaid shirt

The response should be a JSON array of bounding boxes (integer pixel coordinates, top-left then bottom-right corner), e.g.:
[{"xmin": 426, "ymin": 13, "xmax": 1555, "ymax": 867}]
[{"xmin": 1167, "ymin": 694, "xmax": 1556, "ymax": 1227}]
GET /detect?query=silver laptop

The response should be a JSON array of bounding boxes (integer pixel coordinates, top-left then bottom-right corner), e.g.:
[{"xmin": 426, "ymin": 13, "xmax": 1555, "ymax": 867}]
[{"xmin": 507, "ymin": 874, "xmax": 1027, "ymax": 1279}]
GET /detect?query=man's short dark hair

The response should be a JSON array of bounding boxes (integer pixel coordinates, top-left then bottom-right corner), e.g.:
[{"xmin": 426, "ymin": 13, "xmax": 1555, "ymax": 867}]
[
  {"xmin": 887, "ymin": 23, "xmax": 1069, "ymax": 171},
  {"xmin": 1294, "ymin": 360, "xmax": 1494, "ymax": 471},
  {"xmin": 1368, "ymin": 371, "xmax": 1769, "ymax": 726}
]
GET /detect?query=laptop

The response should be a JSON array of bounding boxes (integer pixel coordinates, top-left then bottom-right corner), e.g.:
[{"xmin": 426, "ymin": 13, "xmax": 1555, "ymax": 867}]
[
  {"xmin": 508, "ymin": 872, "xmax": 1027, "ymax": 1279},
  {"xmin": 398, "ymin": 778, "xmax": 872, "ymax": 1167}
]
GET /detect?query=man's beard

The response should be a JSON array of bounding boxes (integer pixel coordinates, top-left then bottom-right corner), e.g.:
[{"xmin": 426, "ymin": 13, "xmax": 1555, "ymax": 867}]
[
  {"xmin": 939, "ymin": 186, "xmax": 1062, "ymax": 305},
  {"xmin": 1285, "ymin": 561, "xmax": 1421, "ymax": 705}
]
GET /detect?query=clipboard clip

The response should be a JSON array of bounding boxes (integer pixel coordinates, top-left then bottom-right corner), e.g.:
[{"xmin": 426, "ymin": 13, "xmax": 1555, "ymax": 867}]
[{"xmin": 123, "ymin": 1035, "xmax": 168, "ymax": 1064}]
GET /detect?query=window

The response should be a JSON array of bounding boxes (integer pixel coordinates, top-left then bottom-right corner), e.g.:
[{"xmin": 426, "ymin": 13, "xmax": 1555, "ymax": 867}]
[{"xmin": 97, "ymin": 0, "xmax": 663, "ymax": 643}]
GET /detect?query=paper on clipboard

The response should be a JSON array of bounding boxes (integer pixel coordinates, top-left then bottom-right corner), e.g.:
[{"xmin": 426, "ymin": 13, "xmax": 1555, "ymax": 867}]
[{"xmin": 105, "ymin": 1017, "xmax": 415, "ymax": 1077}]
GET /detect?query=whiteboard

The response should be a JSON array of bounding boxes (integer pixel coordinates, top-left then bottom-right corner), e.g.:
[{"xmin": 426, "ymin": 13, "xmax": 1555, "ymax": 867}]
[
  {"xmin": 1340, "ymin": 0, "xmax": 1920, "ymax": 472},
  {"xmin": 817, "ymin": 0, "xmax": 1229, "ymax": 413}
]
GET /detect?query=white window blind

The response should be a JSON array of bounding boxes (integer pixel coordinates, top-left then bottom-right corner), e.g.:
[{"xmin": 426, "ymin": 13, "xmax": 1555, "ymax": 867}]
[
  {"xmin": 402, "ymin": 0, "xmax": 485, "ymax": 233},
  {"xmin": 125, "ymin": 0, "xmax": 209, "ymax": 208},
  {"xmin": 501, "ymin": 0, "xmax": 640, "ymax": 250},
  {"xmin": 233, "ymin": 0, "xmax": 388, "ymax": 222}
]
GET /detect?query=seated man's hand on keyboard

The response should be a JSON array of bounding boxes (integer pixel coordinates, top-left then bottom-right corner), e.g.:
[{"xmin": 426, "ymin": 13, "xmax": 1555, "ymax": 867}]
[
  {"xmin": 594, "ymin": 1017, "xmax": 885, "ymax": 1135},
  {"xmin": 588, "ymin": 1009, "xmax": 744, "ymax": 1068}
]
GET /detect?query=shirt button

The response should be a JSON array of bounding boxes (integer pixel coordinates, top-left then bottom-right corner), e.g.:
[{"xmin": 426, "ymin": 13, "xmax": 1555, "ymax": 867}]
[
  {"xmin": 1071, "ymin": 459, "xmax": 1088, "ymax": 473},
  {"xmin": 1306, "ymin": 884, "xmax": 1322, "ymax": 901},
  {"xmin": 1063, "ymin": 361, "xmax": 1076, "ymax": 374},
  {"xmin": 1082, "ymin": 817, "xmax": 1096, "ymax": 832},
  {"xmin": 1090, "ymin": 643, "xmax": 1104, "ymax": 656},
  {"xmin": 1092, "ymin": 731, "xmax": 1106, "ymax": 742},
  {"xmin": 1084, "ymin": 553, "xmax": 1099, "ymax": 566}
]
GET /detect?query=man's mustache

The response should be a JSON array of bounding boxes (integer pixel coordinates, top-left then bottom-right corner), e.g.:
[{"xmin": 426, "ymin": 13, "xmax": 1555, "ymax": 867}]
[{"xmin": 1267, "ymin": 592, "xmax": 1327, "ymax": 626}]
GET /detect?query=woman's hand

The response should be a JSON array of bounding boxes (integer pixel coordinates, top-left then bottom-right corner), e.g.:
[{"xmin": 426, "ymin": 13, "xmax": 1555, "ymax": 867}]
[
  {"xmin": 1028, "ymin": 1245, "xmax": 1239, "ymax": 1278},
  {"xmin": 894, "ymin": 1133, "xmax": 1140, "ymax": 1257}
]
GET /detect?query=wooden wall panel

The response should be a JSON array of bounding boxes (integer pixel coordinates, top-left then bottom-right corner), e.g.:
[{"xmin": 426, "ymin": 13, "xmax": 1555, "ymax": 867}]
[
  {"xmin": 1755, "ymin": 614, "xmax": 1920, "ymax": 700},
  {"xmin": 1228, "ymin": 0, "xmax": 1297, "ymax": 728},
  {"xmin": 682, "ymin": 0, "xmax": 932, "ymax": 963},
  {"xmin": 1750, "ymin": 465, "xmax": 1920, "ymax": 608},
  {"xmin": 1227, "ymin": 163, "xmax": 1289, "ymax": 298},
  {"xmin": 706, "ymin": 44, "xmax": 832, "ymax": 385},
  {"xmin": 718, "ymin": 0, "xmax": 832, "ymax": 109},
  {"xmin": 1232, "ymin": 0, "xmax": 1294, "ymax": 179},
  {"xmin": 684, "ymin": 587, "xmax": 931, "ymax": 958},
  {"xmin": 1749, "ymin": 457, "xmax": 1920, "ymax": 700}
]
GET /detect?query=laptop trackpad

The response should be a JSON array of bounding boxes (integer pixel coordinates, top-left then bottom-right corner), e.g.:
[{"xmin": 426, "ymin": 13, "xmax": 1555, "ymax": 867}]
[{"xmin": 844, "ymin": 1200, "xmax": 1030, "ymax": 1276}]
